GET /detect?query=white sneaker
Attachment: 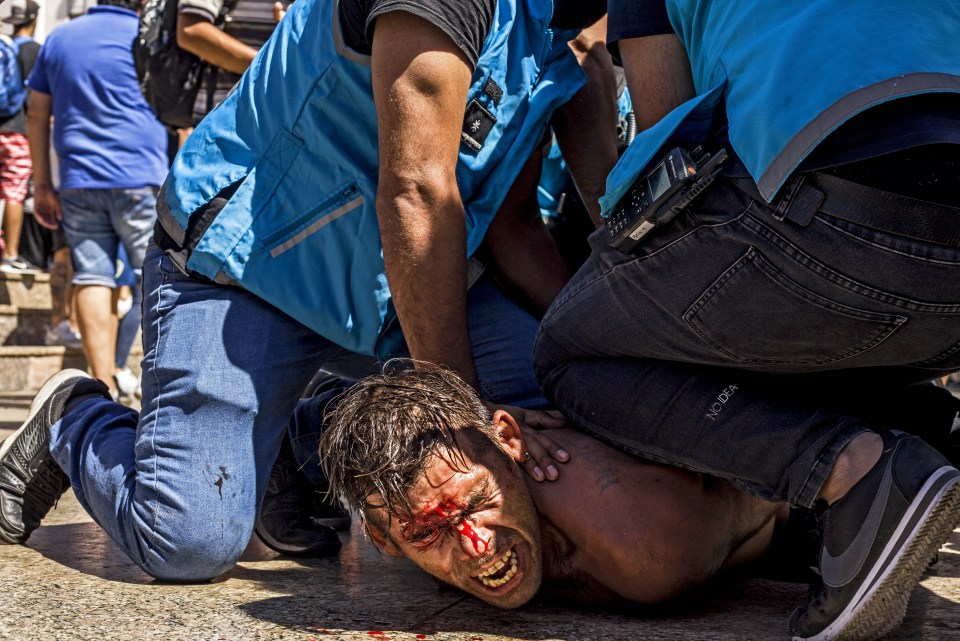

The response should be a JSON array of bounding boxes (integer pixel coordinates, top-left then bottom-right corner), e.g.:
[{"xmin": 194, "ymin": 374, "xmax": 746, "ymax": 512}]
[
  {"xmin": 114, "ymin": 368, "xmax": 141, "ymax": 400},
  {"xmin": 0, "ymin": 256, "xmax": 41, "ymax": 274},
  {"xmin": 117, "ymin": 292, "xmax": 133, "ymax": 319},
  {"xmin": 44, "ymin": 320, "xmax": 83, "ymax": 350}
]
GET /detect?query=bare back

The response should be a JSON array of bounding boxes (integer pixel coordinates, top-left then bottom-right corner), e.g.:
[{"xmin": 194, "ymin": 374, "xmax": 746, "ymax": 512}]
[{"xmin": 527, "ymin": 429, "xmax": 781, "ymax": 605}]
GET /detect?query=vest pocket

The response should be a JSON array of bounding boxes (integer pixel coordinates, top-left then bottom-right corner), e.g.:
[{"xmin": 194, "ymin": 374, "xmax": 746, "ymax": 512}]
[
  {"xmin": 258, "ymin": 182, "xmax": 364, "ymax": 257},
  {"xmin": 683, "ymin": 247, "xmax": 906, "ymax": 367}
]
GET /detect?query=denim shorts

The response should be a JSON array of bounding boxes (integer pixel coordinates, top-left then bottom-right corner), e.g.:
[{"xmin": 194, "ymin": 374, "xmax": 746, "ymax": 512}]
[{"xmin": 59, "ymin": 187, "xmax": 158, "ymax": 287}]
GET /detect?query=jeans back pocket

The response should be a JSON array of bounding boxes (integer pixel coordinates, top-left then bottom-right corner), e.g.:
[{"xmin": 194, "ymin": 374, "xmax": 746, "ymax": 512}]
[{"xmin": 683, "ymin": 247, "xmax": 907, "ymax": 368}]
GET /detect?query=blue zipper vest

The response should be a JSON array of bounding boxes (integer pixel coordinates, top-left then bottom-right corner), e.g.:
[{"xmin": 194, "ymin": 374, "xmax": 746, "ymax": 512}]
[
  {"xmin": 159, "ymin": 0, "xmax": 583, "ymax": 357},
  {"xmin": 600, "ymin": 0, "xmax": 960, "ymax": 215}
]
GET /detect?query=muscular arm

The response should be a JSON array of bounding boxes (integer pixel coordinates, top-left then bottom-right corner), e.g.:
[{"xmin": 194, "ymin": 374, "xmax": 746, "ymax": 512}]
[
  {"xmin": 478, "ymin": 147, "xmax": 570, "ymax": 318},
  {"xmin": 619, "ymin": 33, "xmax": 695, "ymax": 131},
  {"xmin": 177, "ymin": 13, "xmax": 257, "ymax": 75},
  {"xmin": 480, "ymin": 17, "xmax": 620, "ymax": 314},
  {"xmin": 551, "ymin": 16, "xmax": 620, "ymax": 227},
  {"xmin": 371, "ymin": 11, "xmax": 479, "ymax": 388}
]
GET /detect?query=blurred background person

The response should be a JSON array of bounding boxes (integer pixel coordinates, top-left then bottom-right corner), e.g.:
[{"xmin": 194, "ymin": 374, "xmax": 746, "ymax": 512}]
[
  {"xmin": 0, "ymin": 0, "xmax": 41, "ymax": 274},
  {"xmin": 26, "ymin": 0, "xmax": 167, "ymax": 398}
]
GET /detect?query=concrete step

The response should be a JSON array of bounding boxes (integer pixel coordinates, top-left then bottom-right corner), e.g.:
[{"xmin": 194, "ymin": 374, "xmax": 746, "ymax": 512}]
[
  {"xmin": 0, "ymin": 345, "xmax": 90, "ymax": 392},
  {"xmin": 0, "ymin": 270, "xmax": 52, "ymax": 309},
  {"xmin": 0, "ymin": 303, "xmax": 54, "ymax": 346},
  {"xmin": 0, "ymin": 391, "xmax": 32, "ymax": 434},
  {"xmin": 0, "ymin": 343, "xmax": 143, "ymax": 393}
]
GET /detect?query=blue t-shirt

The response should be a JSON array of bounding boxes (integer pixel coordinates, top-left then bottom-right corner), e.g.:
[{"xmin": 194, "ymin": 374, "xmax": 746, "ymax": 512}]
[{"xmin": 27, "ymin": 6, "xmax": 168, "ymax": 190}]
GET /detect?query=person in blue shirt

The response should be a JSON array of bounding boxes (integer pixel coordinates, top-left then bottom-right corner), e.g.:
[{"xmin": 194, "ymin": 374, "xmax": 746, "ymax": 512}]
[
  {"xmin": 24, "ymin": 0, "xmax": 168, "ymax": 400},
  {"xmin": 0, "ymin": 0, "xmax": 618, "ymax": 584},
  {"xmin": 534, "ymin": 2, "xmax": 960, "ymax": 640}
]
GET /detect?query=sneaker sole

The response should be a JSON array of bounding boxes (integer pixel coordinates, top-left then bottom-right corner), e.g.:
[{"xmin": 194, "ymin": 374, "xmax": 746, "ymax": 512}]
[
  {"xmin": 797, "ymin": 467, "xmax": 960, "ymax": 641},
  {"xmin": 0, "ymin": 369, "xmax": 92, "ymax": 461},
  {"xmin": 254, "ymin": 525, "xmax": 342, "ymax": 558},
  {"xmin": 0, "ymin": 267, "xmax": 40, "ymax": 275},
  {"xmin": 314, "ymin": 515, "xmax": 353, "ymax": 532}
]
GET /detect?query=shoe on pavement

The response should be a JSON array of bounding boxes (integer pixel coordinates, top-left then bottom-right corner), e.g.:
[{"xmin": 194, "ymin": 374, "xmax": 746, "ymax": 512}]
[
  {"xmin": 45, "ymin": 320, "xmax": 83, "ymax": 351},
  {"xmin": 0, "ymin": 369, "xmax": 111, "ymax": 544},
  {"xmin": 305, "ymin": 480, "xmax": 352, "ymax": 532},
  {"xmin": 790, "ymin": 430, "xmax": 960, "ymax": 641},
  {"xmin": 254, "ymin": 438, "xmax": 342, "ymax": 558},
  {"xmin": 0, "ymin": 256, "xmax": 41, "ymax": 275}
]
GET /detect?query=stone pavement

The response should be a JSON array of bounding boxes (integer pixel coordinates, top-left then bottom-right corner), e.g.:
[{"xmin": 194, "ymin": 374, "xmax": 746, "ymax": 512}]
[{"xmin": 2, "ymin": 406, "xmax": 960, "ymax": 641}]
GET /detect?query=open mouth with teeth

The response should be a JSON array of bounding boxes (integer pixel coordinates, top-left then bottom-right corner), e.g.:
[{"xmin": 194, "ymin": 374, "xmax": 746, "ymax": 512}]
[{"xmin": 474, "ymin": 547, "xmax": 519, "ymax": 589}]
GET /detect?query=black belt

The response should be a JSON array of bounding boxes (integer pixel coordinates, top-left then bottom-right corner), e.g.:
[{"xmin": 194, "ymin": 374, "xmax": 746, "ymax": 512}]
[{"xmin": 730, "ymin": 172, "xmax": 960, "ymax": 248}]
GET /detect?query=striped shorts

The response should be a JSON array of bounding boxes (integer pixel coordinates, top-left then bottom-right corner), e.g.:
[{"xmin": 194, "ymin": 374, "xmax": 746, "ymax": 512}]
[{"xmin": 0, "ymin": 132, "xmax": 32, "ymax": 203}]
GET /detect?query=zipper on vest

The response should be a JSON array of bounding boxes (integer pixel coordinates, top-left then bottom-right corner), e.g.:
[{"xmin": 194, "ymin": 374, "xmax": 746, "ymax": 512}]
[
  {"xmin": 261, "ymin": 183, "xmax": 361, "ymax": 249},
  {"xmin": 533, "ymin": 28, "xmax": 555, "ymax": 85}
]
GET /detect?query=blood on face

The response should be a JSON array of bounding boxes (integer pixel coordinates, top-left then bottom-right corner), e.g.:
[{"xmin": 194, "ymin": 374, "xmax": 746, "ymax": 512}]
[{"xmin": 425, "ymin": 498, "xmax": 489, "ymax": 555}]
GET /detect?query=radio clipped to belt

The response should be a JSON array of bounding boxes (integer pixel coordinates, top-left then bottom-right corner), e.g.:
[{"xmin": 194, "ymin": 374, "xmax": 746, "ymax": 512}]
[{"xmin": 606, "ymin": 146, "xmax": 728, "ymax": 253}]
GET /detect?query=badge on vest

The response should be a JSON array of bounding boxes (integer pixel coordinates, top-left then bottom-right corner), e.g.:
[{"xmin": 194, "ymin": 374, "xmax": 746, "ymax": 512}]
[
  {"xmin": 482, "ymin": 77, "xmax": 503, "ymax": 106},
  {"xmin": 461, "ymin": 99, "xmax": 497, "ymax": 151}
]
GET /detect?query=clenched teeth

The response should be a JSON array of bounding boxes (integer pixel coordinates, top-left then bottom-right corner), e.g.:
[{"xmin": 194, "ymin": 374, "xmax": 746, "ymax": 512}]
[{"xmin": 476, "ymin": 549, "xmax": 519, "ymax": 587}]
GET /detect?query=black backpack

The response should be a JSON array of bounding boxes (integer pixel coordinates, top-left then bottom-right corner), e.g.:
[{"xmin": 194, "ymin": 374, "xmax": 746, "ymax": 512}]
[{"xmin": 133, "ymin": 0, "xmax": 238, "ymax": 130}]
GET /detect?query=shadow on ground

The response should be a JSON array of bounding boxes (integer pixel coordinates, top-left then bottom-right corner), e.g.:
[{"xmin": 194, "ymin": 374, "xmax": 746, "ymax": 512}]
[{"xmin": 5, "ymin": 492, "xmax": 958, "ymax": 641}]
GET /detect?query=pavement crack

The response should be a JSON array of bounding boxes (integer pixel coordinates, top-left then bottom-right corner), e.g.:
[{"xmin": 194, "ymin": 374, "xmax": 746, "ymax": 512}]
[{"xmin": 411, "ymin": 595, "xmax": 471, "ymax": 629}]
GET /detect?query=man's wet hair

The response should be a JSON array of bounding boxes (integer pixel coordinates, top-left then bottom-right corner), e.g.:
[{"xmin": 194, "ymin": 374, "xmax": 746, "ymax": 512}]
[{"xmin": 321, "ymin": 362, "xmax": 498, "ymax": 528}]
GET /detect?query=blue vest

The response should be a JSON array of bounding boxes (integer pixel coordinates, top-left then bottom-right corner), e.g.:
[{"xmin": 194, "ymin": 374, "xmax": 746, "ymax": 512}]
[
  {"xmin": 601, "ymin": 0, "xmax": 960, "ymax": 215},
  {"xmin": 160, "ymin": 0, "xmax": 583, "ymax": 357}
]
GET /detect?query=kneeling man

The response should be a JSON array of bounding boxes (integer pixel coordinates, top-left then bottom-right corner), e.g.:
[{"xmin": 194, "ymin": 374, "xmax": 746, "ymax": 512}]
[{"xmin": 321, "ymin": 366, "xmax": 782, "ymax": 607}]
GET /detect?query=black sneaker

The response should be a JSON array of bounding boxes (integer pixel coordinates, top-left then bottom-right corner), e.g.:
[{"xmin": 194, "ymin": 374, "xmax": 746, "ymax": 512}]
[
  {"xmin": 305, "ymin": 481, "xmax": 352, "ymax": 532},
  {"xmin": 0, "ymin": 369, "xmax": 110, "ymax": 544},
  {"xmin": 255, "ymin": 439, "xmax": 342, "ymax": 558},
  {"xmin": 790, "ymin": 430, "xmax": 960, "ymax": 641}
]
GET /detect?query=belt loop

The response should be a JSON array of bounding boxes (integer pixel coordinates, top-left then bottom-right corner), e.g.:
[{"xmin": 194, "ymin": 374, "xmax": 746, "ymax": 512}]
[
  {"xmin": 774, "ymin": 173, "xmax": 824, "ymax": 226},
  {"xmin": 773, "ymin": 173, "xmax": 805, "ymax": 221}
]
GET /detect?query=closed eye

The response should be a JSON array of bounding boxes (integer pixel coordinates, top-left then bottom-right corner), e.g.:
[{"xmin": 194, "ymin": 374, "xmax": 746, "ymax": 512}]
[{"xmin": 407, "ymin": 525, "xmax": 445, "ymax": 548}]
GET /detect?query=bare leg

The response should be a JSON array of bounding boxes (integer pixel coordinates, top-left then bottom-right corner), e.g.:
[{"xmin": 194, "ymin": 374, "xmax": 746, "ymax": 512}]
[
  {"xmin": 48, "ymin": 246, "xmax": 73, "ymax": 326},
  {"xmin": 74, "ymin": 284, "xmax": 119, "ymax": 395},
  {"xmin": 816, "ymin": 432, "xmax": 884, "ymax": 504},
  {"xmin": 1, "ymin": 200, "xmax": 23, "ymax": 259}
]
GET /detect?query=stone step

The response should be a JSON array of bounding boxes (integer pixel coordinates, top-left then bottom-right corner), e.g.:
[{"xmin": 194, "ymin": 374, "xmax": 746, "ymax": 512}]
[
  {"xmin": 0, "ymin": 391, "xmax": 33, "ymax": 433},
  {"xmin": 0, "ymin": 344, "xmax": 143, "ymax": 393},
  {"xmin": 0, "ymin": 345, "xmax": 89, "ymax": 392},
  {"xmin": 0, "ymin": 303, "xmax": 54, "ymax": 346},
  {"xmin": 0, "ymin": 270, "xmax": 52, "ymax": 309}
]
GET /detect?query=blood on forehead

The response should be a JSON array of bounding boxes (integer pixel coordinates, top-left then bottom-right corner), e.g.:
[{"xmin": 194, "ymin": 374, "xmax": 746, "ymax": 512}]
[{"xmin": 418, "ymin": 497, "xmax": 489, "ymax": 555}]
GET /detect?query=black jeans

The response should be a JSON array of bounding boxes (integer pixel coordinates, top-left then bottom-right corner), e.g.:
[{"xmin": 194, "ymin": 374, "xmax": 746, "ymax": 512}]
[{"xmin": 534, "ymin": 165, "xmax": 960, "ymax": 507}]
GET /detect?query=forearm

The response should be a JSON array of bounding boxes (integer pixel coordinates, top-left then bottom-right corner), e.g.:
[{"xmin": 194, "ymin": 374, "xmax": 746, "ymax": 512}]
[
  {"xmin": 378, "ymin": 188, "xmax": 478, "ymax": 389},
  {"xmin": 480, "ymin": 149, "xmax": 570, "ymax": 317},
  {"xmin": 620, "ymin": 33, "xmax": 695, "ymax": 131},
  {"xmin": 371, "ymin": 11, "xmax": 480, "ymax": 389},
  {"xmin": 177, "ymin": 14, "xmax": 257, "ymax": 75},
  {"xmin": 26, "ymin": 93, "xmax": 52, "ymax": 188},
  {"xmin": 553, "ymin": 16, "xmax": 620, "ymax": 227}
]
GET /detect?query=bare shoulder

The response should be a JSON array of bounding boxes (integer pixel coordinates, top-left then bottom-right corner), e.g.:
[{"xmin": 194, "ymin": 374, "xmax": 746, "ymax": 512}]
[{"xmin": 532, "ymin": 429, "xmax": 778, "ymax": 604}]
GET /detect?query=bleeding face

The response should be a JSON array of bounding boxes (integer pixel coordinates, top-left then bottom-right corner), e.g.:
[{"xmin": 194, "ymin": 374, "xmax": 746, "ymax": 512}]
[{"xmin": 369, "ymin": 430, "xmax": 543, "ymax": 608}]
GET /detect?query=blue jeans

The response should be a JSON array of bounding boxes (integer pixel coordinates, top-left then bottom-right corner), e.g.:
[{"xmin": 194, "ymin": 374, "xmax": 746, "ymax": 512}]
[
  {"xmin": 59, "ymin": 187, "xmax": 158, "ymax": 286},
  {"xmin": 534, "ymin": 170, "xmax": 960, "ymax": 507},
  {"xmin": 49, "ymin": 243, "xmax": 546, "ymax": 581}
]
